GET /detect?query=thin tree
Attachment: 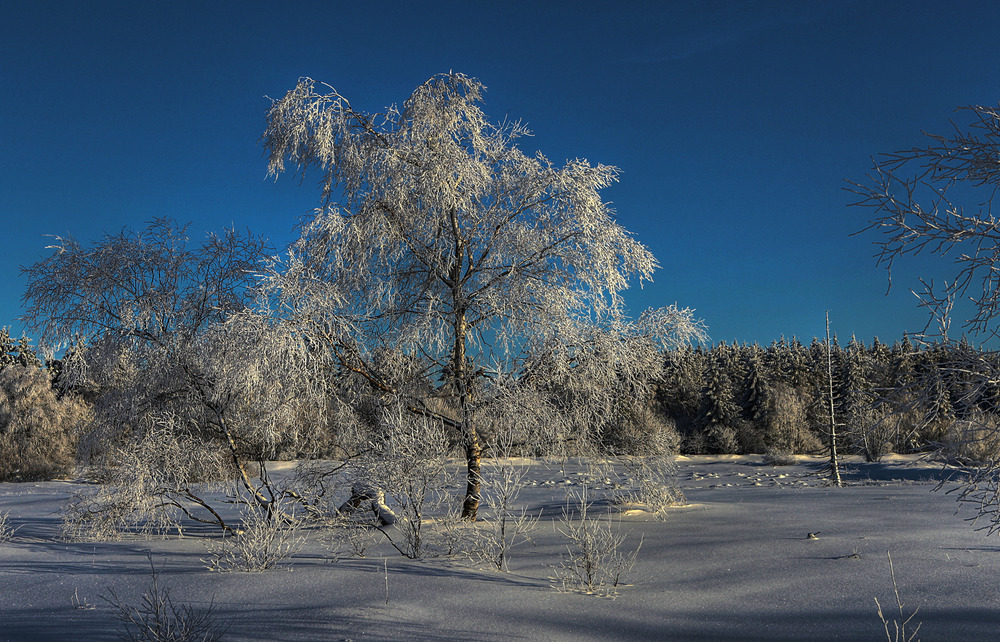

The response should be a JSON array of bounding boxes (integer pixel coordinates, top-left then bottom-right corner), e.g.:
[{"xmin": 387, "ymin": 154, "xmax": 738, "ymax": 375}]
[
  {"xmin": 826, "ymin": 312, "xmax": 843, "ymax": 486},
  {"xmin": 262, "ymin": 73, "xmax": 704, "ymax": 518}
]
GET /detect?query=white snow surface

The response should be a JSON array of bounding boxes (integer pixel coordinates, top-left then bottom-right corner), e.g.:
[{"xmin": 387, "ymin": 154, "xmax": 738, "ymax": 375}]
[{"xmin": 1, "ymin": 455, "xmax": 998, "ymax": 641}]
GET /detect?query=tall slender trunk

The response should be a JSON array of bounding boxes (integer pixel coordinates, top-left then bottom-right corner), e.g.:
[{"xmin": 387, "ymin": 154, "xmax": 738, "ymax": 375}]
[
  {"xmin": 455, "ymin": 309, "xmax": 482, "ymax": 519},
  {"xmin": 448, "ymin": 207, "xmax": 481, "ymax": 520},
  {"xmin": 826, "ymin": 311, "xmax": 843, "ymax": 487}
]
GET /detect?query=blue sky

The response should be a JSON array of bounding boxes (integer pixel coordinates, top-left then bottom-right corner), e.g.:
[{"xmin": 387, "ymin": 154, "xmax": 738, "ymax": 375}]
[{"xmin": 3, "ymin": 0, "xmax": 999, "ymax": 347}]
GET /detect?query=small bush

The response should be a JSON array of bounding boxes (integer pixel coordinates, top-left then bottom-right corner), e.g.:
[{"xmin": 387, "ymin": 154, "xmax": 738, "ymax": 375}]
[
  {"xmin": 761, "ymin": 449, "xmax": 797, "ymax": 466},
  {"xmin": 601, "ymin": 406, "xmax": 681, "ymax": 456},
  {"xmin": 614, "ymin": 456, "xmax": 685, "ymax": 518},
  {"xmin": 703, "ymin": 421, "xmax": 739, "ymax": 454},
  {"xmin": 766, "ymin": 384, "xmax": 822, "ymax": 454},
  {"xmin": 552, "ymin": 489, "xmax": 641, "ymax": 597},
  {"xmin": 940, "ymin": 411, "xmax": 1000, "ymax": 465},
  {"xmin": 103, "ymin": 554, "xmax": 227, "ymax": 641},
  {"xmin": 680, "ymin": 428, "xmax": 709, "ymax": 455},
  {"xmin": 859, "ymin": 422, "xmax": 894, "ymax": 462},
  {"xmin": 0, "ymin": 365, "xmax": 91, "ymax": 481},
  {"xmin": 613, "ymin": 429, "xmax": 685, "ymax": 519},
  {"xmin": 734, "ymin": 418, "xmax": 768, "ymax": 455},
  {"xmin": 0, "ymin": 510, "xmax": 18, "ymax": 541},
  {"xmin": 203, "ymin": 499, "xmax": 304, "ymax": 572},
  {"xmin": 842, "ymin": 406, "xmax": 898, "ymax": 462},
  {"xmin": 375, "ymin": 411, "xmax": 452, "ymax": 559}
]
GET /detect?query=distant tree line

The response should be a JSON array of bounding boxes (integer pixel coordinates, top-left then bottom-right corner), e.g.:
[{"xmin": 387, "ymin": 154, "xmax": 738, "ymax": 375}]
[
  {"xmin": 6, "ymin": 319, "xmax": 997, "ymax": 488},
  {"xmin": 656, "ymin": 336, "xmax": 1000, "ymax": 462}
]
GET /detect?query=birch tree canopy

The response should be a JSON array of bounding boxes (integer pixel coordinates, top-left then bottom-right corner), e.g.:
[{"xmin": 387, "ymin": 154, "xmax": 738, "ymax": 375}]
[
  {"xmin": 19, "ymin": 220, "xmax": 325, "ymax": 533},
  {"xmin": 263, "ymin": 73, "xmax": 704, "ymax": 518}
]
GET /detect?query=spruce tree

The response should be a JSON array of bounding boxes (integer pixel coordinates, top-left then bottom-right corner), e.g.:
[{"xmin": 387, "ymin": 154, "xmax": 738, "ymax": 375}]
[
  {"xmin": 699, "ymin": 349, "xmax": 739, "ymax": 453},
  {"xmin": 660, "ymin": 346, "xmax": 704, "ymax": 432},
  {"xmin": 841, "ymin": 336, "xmax": 872, "ymax": 424},
  {"xmin": 869, "ymin": 336, "xmax": 892, "ymax": 387},
  {"xmin": 0, "ymin": 328, "xmax": 14, "ymax": 369},
  {"xmin": 742, "ymin": 346, "xmax": 770, "ymax": 424},
  {"xmin": 15, "ymin": 334, "xmax": 41, "ymax": 369}
]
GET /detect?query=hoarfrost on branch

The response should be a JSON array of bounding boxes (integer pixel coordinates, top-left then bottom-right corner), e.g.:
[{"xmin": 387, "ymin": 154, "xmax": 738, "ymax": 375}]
[{"xmin": 262, "ymin": 73, "xmax": 705, "ymax": 518}]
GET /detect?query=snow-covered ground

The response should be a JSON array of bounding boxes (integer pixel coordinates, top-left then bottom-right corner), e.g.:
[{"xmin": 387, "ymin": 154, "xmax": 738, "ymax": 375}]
[{"xmin": 2, "ymin": 455, "xmax": 998, "ymax": 641}]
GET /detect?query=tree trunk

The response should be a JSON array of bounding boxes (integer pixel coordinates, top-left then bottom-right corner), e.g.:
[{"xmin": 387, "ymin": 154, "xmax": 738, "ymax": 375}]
[
  {"xmin": 453, "ymin": 308, "xmax": 482, "ymax": 520},
  {"xmin": 206, "ymin": 402, "xmax": 294, "ymax": 520},
  {"xmin": 449, "ymin": 208, "xmax": 481, "ymax": 520},
  {"xmin": 462, "ymin": 432, "xmax": 482, "ymax": 520}
]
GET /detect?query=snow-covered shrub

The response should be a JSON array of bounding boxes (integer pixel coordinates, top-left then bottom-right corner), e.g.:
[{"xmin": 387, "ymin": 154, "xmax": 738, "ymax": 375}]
[
  {"xmin": 552, "ymin": 489, "xmax": 642, "ymax": 597},
  {"xmin": 378, "ymin": 410, "xmax": 453, "ymax": 559},
  {"xmin": 0, "ymin": 365, "xmax": 90, "ymax": 482},
  {"xmin": 853, "ymin": 407, "xmax": 896, "ymax": 462},
  {"xmin": 203, "ymin": 498, "xmax": 304, "ymax": 572},
  {"xmin": 941, "ymin": 410, "xmax": 1000, "ymax": 465},
  {"xmin": 761, "ymin": 448, "xmax": 797, "ymax": 466},
  {"xmin": 102, "ymin": 554, "xmax": 228, "ymax": 641},
  {"xmin": 766, "ymin": 384, "xmax": 822, "ymax": 454},
  {"xmin": 610, "ymin": 424, "xmax": 685, "ymax": 518},
  {"xmin": 0, "ymin": 510, "xmax": 17, "ymax": 541},
  {"xmin": 614, "ymin": 456, "xmax": 684, "ymax": 519},
  {"xmin": 62, "ymin": 416, "xmax": 234, "ymax": 541},
  {"xmin": 733, "ymin": 417, "xmax": 768, "ymax": 455},
  {"xmin": 603, "ymin": 406, "xmax": 681, "ymax": 457}
]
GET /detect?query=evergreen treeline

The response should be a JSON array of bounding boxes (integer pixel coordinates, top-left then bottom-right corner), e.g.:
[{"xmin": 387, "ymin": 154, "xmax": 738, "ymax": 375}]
[
  {"xmin": 5, "ymin": 322, "xmax": 1000, "ymax": 479},
  {"xmin": 658, "ymin": 335, "xmax": 1000, "ymax": 461},
  {"xmin": 0, "ymin": 328, "xmax": 42, "ymax": 370}
]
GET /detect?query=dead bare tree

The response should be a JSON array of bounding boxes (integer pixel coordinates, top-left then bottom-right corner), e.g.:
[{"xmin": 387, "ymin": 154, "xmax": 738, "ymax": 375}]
[{"xmin": 825, "ymin": 312, "xmax": 843, "ymax": 486}]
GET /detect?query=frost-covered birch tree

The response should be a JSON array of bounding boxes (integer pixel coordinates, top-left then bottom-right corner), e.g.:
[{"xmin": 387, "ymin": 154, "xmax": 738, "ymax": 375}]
[
  {"xmin": 262, "ymin": 73, "xmax": 704, "ymax": 519},
  {"xmin": 21, "ymin": 219, "xmax": 324, "ymax": 533}
]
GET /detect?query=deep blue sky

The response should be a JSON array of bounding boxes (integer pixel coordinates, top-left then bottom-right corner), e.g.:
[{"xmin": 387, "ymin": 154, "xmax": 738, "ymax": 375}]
[{"xmin": 3, "ymin": 1, "xmax": 999, "ymax": 347}]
